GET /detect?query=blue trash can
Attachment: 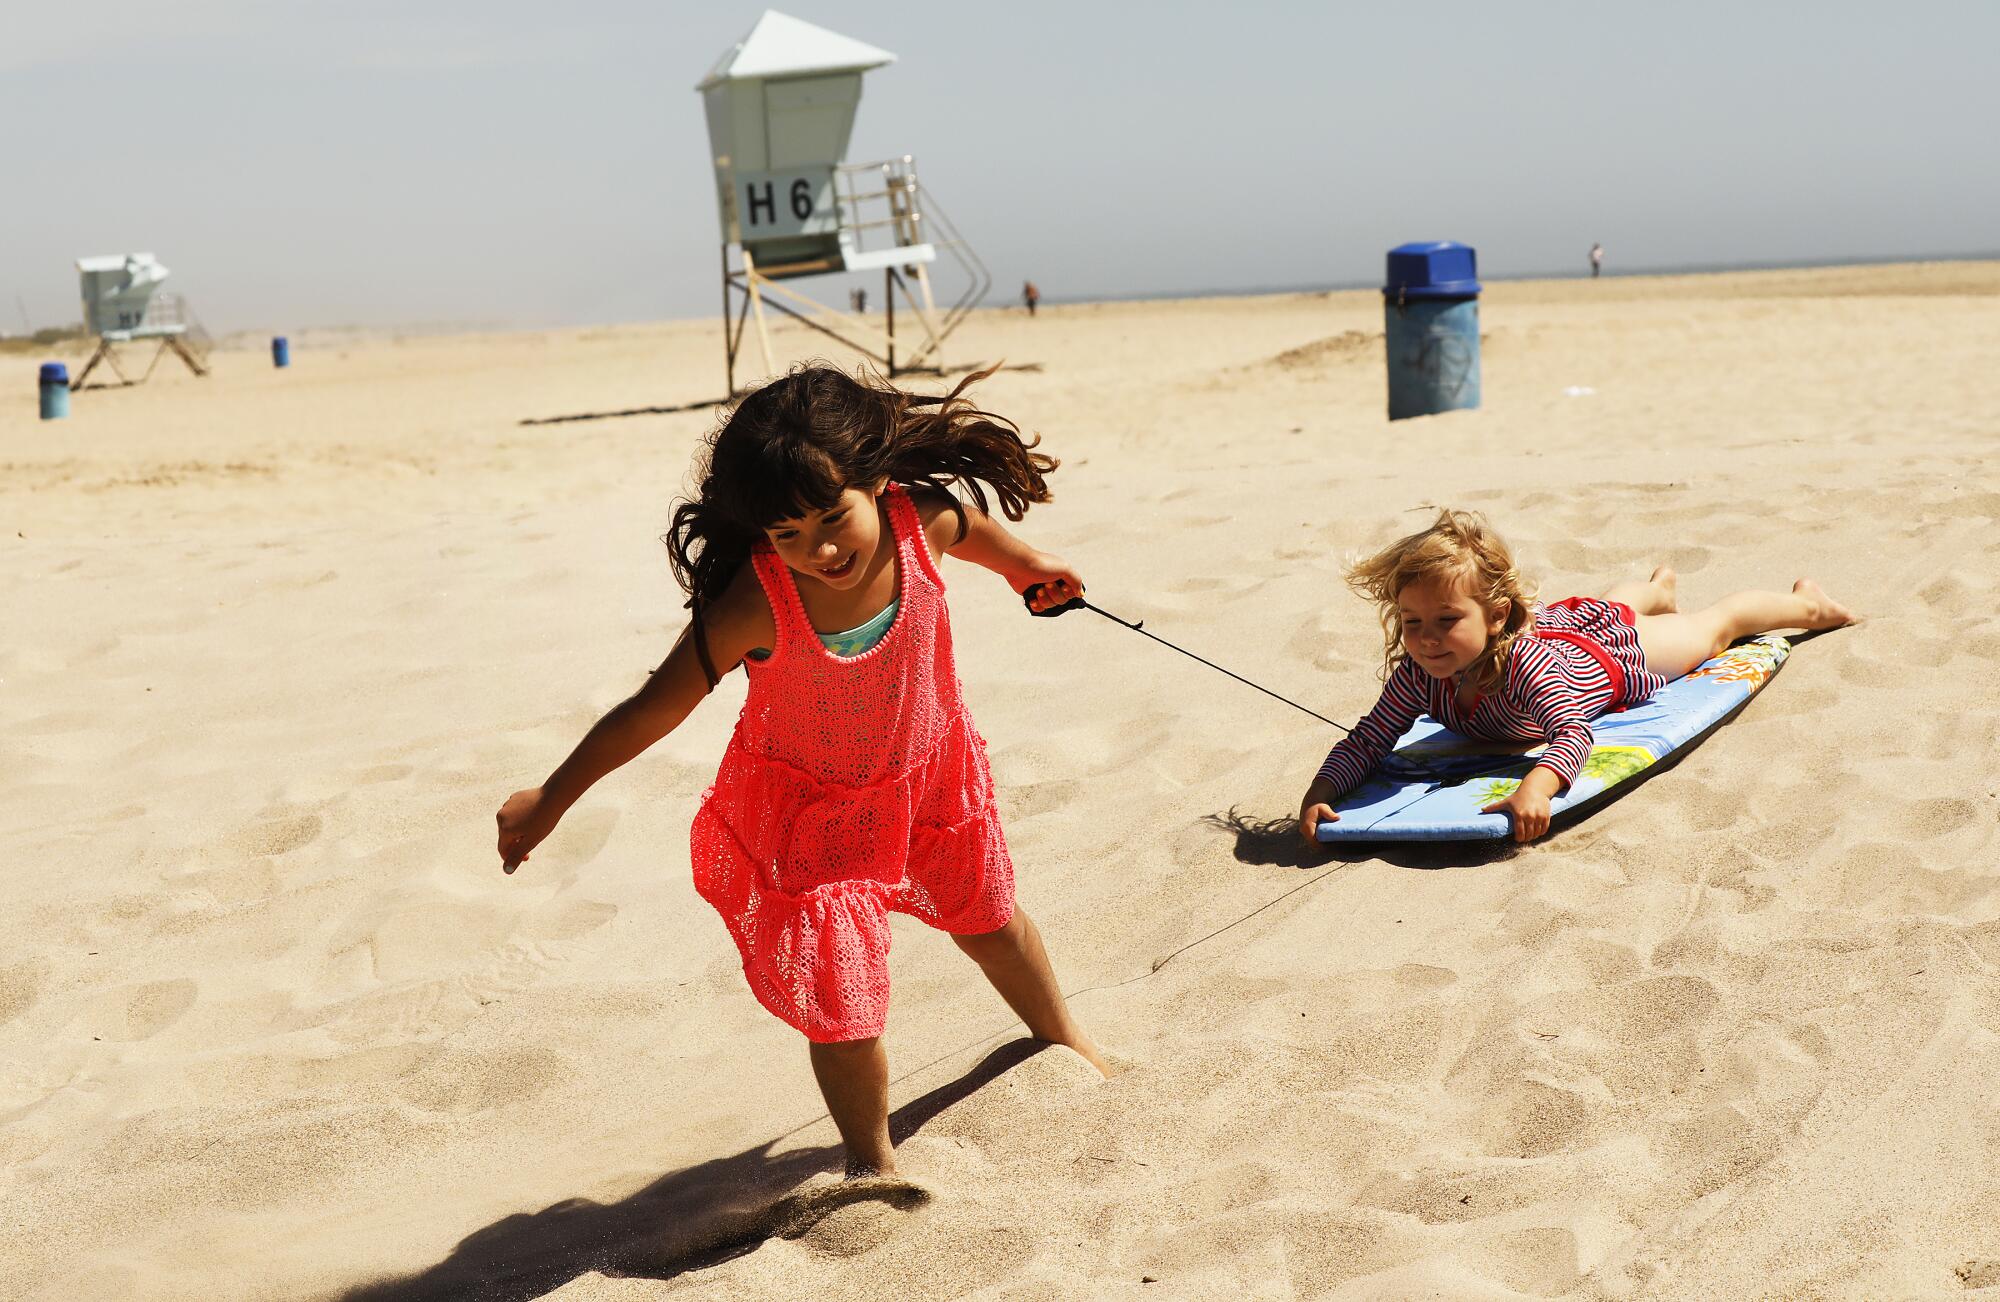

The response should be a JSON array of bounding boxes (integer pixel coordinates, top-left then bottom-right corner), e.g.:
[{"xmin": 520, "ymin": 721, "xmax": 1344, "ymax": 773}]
[
  {"xmin": 1383, "ymin": 241, "xmax": 1481, "ymax": 420},
  {"xmin": 39, "ymin": 362, "xmax": 70, "ymax": 420},
  {"xmin": 271, "ymin": 336, "xmax": 290, "ymax": 368}
]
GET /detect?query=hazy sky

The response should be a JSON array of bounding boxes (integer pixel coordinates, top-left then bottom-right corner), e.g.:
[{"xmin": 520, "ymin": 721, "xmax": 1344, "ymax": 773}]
[{"xmin": 5, "ymin": 1, "xmax": 1995, "ymax": 334}]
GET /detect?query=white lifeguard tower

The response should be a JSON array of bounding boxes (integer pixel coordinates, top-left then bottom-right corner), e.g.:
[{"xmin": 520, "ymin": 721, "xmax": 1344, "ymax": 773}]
[
  {"xmin": 71, "ymin": 253, "xmax": 210, "ymax": 389},
  {"xmin": 699, "ymin": 11, "xmax": 989, "ymax": 393}
]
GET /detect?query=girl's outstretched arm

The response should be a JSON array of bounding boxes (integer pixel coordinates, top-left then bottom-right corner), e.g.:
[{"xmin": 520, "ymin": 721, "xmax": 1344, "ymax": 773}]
[
  {"xmin": 496, "ymin": 569, "xmax": 770, "ymax": 873},
  {"xmin": 1299, "ymin": 665, "xmax": 1426, "ymax": 845},
  {"xmin": 913, "ymin": 488, "xmax": 1081, "ymax": 613}
]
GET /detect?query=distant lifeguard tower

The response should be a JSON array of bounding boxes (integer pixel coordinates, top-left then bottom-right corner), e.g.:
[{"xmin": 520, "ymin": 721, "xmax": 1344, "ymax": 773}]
[
  {"xmin": 71, "ymin": 253, "xmax": 211, "ymax": 390},
  {"xmin": 699, "ymin": 11, "xmax": 989, "ymax": 393}
]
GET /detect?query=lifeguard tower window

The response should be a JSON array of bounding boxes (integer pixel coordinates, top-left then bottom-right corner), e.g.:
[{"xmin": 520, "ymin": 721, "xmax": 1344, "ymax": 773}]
[{"xmin": 766, "ymin": 77, "xmax": 857, "ymax": 168}]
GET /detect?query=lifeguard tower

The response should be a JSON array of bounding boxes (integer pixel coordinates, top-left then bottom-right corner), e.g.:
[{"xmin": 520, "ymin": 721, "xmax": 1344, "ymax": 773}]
[
  {"xmin": 71, "ymin": 253, "xmax": 211, "ymax": 390},
  {"xmin": 699, "ymin": 11, "xmax": 989, "ymax": 393}
]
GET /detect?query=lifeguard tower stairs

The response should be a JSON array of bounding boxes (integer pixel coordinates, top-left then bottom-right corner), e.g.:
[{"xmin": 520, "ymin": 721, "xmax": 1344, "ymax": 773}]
[
  {"xmin": 71, "ymin": 253, "xmax": 212, "ymax": 390},
  {"xmin": 700, "ymin": 12, "xmax": 990, "ymax": 394}
]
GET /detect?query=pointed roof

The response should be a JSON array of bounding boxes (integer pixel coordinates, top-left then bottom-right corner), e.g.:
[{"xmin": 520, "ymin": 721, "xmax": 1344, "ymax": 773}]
[{"xmin": 697, "ymin": 11, "xmax": 895, "ymax": 89}]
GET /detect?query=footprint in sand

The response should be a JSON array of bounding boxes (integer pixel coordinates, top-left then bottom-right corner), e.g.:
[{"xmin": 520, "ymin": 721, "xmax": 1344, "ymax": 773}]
[
  {"xmin": 544, "ymin": 899, "xmax": 618, "ymax": 941},
  {"xmin": 1466, "ymin": 1225, "xmax": 1582, "ymax": 1297},
  {"xmin": 399, "ymin": 1044, "xmax": 582, "ymax": 1114},
  {"xmin": 90, "ymin": 978, "xmax": 197, "ymax": 1041},
  {"xmin": 1962, "ymin": 624, "xmax": 2000, "ymax": 665},
  {"xmin": 0, "ymin": 961, "xmax": 47, "ymax": 1026},
  {"xmin": 769, "ymin": 1174, "xmax": 931, "ymax": 1258},
  {"xmin": 223, "ymin": 812, "xmax": 323, "ymax": 858},
  {"xmin": 1890, "ymin": 796, "xmax": 1980, "ymax": 840},
  {"xmin": 999, "ymin": 777, "xmax": 1083, "ymax": 823},
  {"xmin": 1477, "ymin": 1079, "xmax": 1595, "ymax": 1159},
  {"xmin": 1393, "ymin": 964, "xmax": 1457, "ymax": 991},
  {"xmin": 1956, "ymin": 1259, "xmax": 2000, "ymax": 1288},
  {"xmin": 1916, "ymin": 574, "xmax": 1974, "ymax": 617},
  {"xmin": 1604, "ymin": 973, "xmax": 1722, "ymax": 1041}
]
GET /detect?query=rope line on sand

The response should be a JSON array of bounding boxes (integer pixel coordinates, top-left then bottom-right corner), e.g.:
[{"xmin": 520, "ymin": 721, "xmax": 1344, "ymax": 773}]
[{"xmin": 769, "ymin": 858, "xmax": 1347, "ymax": 1147}]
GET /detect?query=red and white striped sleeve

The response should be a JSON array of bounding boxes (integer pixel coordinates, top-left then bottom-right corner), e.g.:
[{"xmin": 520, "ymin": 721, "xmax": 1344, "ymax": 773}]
[
  {"xmin": 1316, "ymin": 660, "xmax": 1429, "ymax": 799},
  {"xmin": 1507, "ymin": 641, "xmax": 1595, "ymax": 790}
]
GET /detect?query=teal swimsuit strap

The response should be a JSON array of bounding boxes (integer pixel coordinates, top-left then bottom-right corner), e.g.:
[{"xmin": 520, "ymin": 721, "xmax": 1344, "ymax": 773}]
[{"xmin": 819, "ymin": 597, "xmax": 899, "ymax": 657}]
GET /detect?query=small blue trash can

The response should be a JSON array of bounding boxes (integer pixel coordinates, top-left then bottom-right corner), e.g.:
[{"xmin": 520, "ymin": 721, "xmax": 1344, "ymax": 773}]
[
  {"xmin": 39, "ymin": 362, "xmax": 70, "ymax": 420},
  {"xmin": 271, "ymin": 336, "xmax": 290, "ymax": 368},
  {"xmin": 1383, "ymin": 241, "xmax": 1481, "ymax": 421}
]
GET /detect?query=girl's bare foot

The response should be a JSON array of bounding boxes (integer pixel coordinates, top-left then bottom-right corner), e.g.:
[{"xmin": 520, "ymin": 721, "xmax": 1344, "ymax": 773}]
[
  {"xmin": 1649, "ymin": 564, "xmax": 1679, "ymax": 613},
  {"xmin": 844, "ymin": 1156, "xmax": 897, "ymax": 1180},
  {"xmin": 1792, "ymin": 578, "xmax": 1854, "ymax": 629},
  {"xmin": 1062, "ymin": 1034, "xmax": 1115, "ymax": 1080}
]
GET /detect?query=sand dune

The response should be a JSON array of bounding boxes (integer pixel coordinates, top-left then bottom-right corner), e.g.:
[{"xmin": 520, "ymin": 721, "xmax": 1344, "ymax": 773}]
[{"xmin": 4, "ymin": 262, "xmax": 1999, "ymax": 1299}]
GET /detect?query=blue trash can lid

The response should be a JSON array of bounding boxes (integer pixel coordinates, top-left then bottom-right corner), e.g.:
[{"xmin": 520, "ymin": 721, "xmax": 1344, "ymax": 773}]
[
  {"xmin": 1384, "ymin": 241, "xmax": 1481, "ymax": 299},
  {"xmin": 40, "ymin": 361, "xmax": 69, "ymax": 383}
]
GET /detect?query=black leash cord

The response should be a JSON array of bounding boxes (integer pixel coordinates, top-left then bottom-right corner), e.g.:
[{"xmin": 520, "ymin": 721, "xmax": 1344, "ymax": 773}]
[{"xmin": 1025, "ymin": 586, "xmax": 1352, "ymax": 735}]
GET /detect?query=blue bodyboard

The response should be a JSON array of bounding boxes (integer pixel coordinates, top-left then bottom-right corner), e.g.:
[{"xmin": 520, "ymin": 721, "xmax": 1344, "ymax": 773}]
[{"xmin": 1316, "ymin": 635, "xmax": 1790, "ymax": 842}]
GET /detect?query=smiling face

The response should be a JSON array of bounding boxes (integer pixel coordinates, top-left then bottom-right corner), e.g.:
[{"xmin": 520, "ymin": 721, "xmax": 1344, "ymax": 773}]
[
  {"xmin": 764, "ymin": 483, "xmax": 886, "ymax": 591},
  {"xmin": 1398, "ymin": 569, "xmax": 1507, "ymax": 680}
]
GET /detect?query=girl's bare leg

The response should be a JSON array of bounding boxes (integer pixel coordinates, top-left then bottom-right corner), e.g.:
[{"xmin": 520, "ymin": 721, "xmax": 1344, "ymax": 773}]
[
  {"xmin": 1603, "ymin": 564, "xmax": 1679, "ymax": 616},
  {"xmin": 808, "ymin": 1037, "xmax": 896, "ymax": 1177},
  {"xmin": 953, "ymin": 909, "xmax": 1111, "ymax": 1077},
  {"xmin": 1635, "ymin": 578, "xmax": 1854, "ymax": 680}
]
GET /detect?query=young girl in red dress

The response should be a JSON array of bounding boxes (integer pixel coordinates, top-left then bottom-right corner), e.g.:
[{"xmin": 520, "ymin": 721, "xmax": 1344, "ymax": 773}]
[
  {"xmin": 1300, "ymin": 508, "xmax": 1853, "ymax": 844},
  {"xmin": 497, "ymin": 364, "xmax": 1107, "ymax": 1176}
]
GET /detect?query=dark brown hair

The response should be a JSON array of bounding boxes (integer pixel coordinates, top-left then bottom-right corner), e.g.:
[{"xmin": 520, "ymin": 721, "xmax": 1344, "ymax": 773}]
[{"xmin": 666, "ymin": 362, "xmax": 1057, "ymax": 684}]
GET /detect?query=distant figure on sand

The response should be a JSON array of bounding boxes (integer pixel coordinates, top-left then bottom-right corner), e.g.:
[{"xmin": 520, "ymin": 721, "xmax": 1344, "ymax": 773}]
[
  {"xmin": 1022, "ymin": 280, "xmax": 1040, "ymax": 316},
  {"xmin": 1590, "ymin": 243, "xmax": 1604, "ymax": 278},
  {"xmin": 1299, "ymin": 508, "xmax": 1853, "ymax": 845},
  {"xmin": 850, "ymin": 286, "xmax": 868, "ymax": 314},
  {"xmin": 497, "ymin": 363, "xmax": 1109, "ymax": 1178}
]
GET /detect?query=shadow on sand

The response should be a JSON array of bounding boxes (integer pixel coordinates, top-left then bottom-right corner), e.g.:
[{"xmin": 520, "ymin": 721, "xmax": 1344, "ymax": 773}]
[
  {"xmin": 518, "ymin": 396, "xmax": 733, "ymax": 426},
  {"xmin": 1202, "ymin": 807, "xmax": 1520, "ymax": 872},
  {"xmin": 341, "ymin": 1039, "xmax": 1048, "ymax": 1301},
  {"xmin": 516, "ymin": 364, "xmax": 1045, "ymax": 427}
]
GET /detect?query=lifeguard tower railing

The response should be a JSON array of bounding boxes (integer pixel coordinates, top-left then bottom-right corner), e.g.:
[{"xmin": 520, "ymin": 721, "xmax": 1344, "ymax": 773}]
[
  {"xmin": 833, "ymin": 156, "xmax": 990, "ymax": 341},
  {"xmin": 722, "ymin": 154, "xmax": 989, "ymax": 392},
  {"xmin": 103, "ymin": 292, "xmax": 199, "ymax": 341}
]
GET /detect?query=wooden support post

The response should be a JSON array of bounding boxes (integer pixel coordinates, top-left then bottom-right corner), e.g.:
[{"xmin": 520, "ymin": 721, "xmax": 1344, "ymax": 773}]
[
  {"xmin": 721, "ymin": 245, "xmax": 735, "ymax": 397},
  {"xmin": 168, "ymin": 336, "xmax": 208, "ymax": 377},
  {"xmin": 740, "ymin": 247, "xmax": 775, "ymax": 380},
  {"xmin": 905, "ymin": 263, "xmax": 947, "ymax": 368},
  {"xmin": 885, "ymin": 267, "xmax": 896, "ymax": 376},
  {"xmin": 70, "ymin": 338, "xmax": 112, "ymax": 390}
]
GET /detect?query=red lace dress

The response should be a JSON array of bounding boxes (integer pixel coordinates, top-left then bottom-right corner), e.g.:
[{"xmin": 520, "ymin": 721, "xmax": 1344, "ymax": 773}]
[{"xmin": 689, "ymin": 485, "xmax": 1015, "ymax": 1042}]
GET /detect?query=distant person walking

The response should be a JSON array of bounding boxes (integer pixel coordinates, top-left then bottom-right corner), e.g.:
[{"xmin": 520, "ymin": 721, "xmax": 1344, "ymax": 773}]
[
  {"xmin": 1589, "ymin": 243, "xmax": 1604, "ymax": 279},
  {"xmin": 1022, "ymin": 280, "xmax": 1040, "ymax": 317},
  {"xmin": 850, "ymin": 286, "xmax": 868, "ymax": 314}
]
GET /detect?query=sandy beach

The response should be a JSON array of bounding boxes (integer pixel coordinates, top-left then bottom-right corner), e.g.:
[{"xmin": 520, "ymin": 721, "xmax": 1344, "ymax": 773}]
[{"xmin": 5, "ymin": 262, "xmax": 1999, "ymax": 1299}]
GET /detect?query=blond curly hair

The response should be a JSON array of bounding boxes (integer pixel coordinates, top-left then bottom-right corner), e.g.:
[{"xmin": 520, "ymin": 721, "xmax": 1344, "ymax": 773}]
[{"xmin": 1346, "ymin": 508, "xmax": 1537, "ymax": 696}]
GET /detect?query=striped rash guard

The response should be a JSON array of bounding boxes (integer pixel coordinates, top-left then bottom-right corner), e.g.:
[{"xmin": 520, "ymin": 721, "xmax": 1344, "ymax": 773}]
[{"xmin": 1315, "ymin": 597, "xmax": 1666, "ymax": 799}]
